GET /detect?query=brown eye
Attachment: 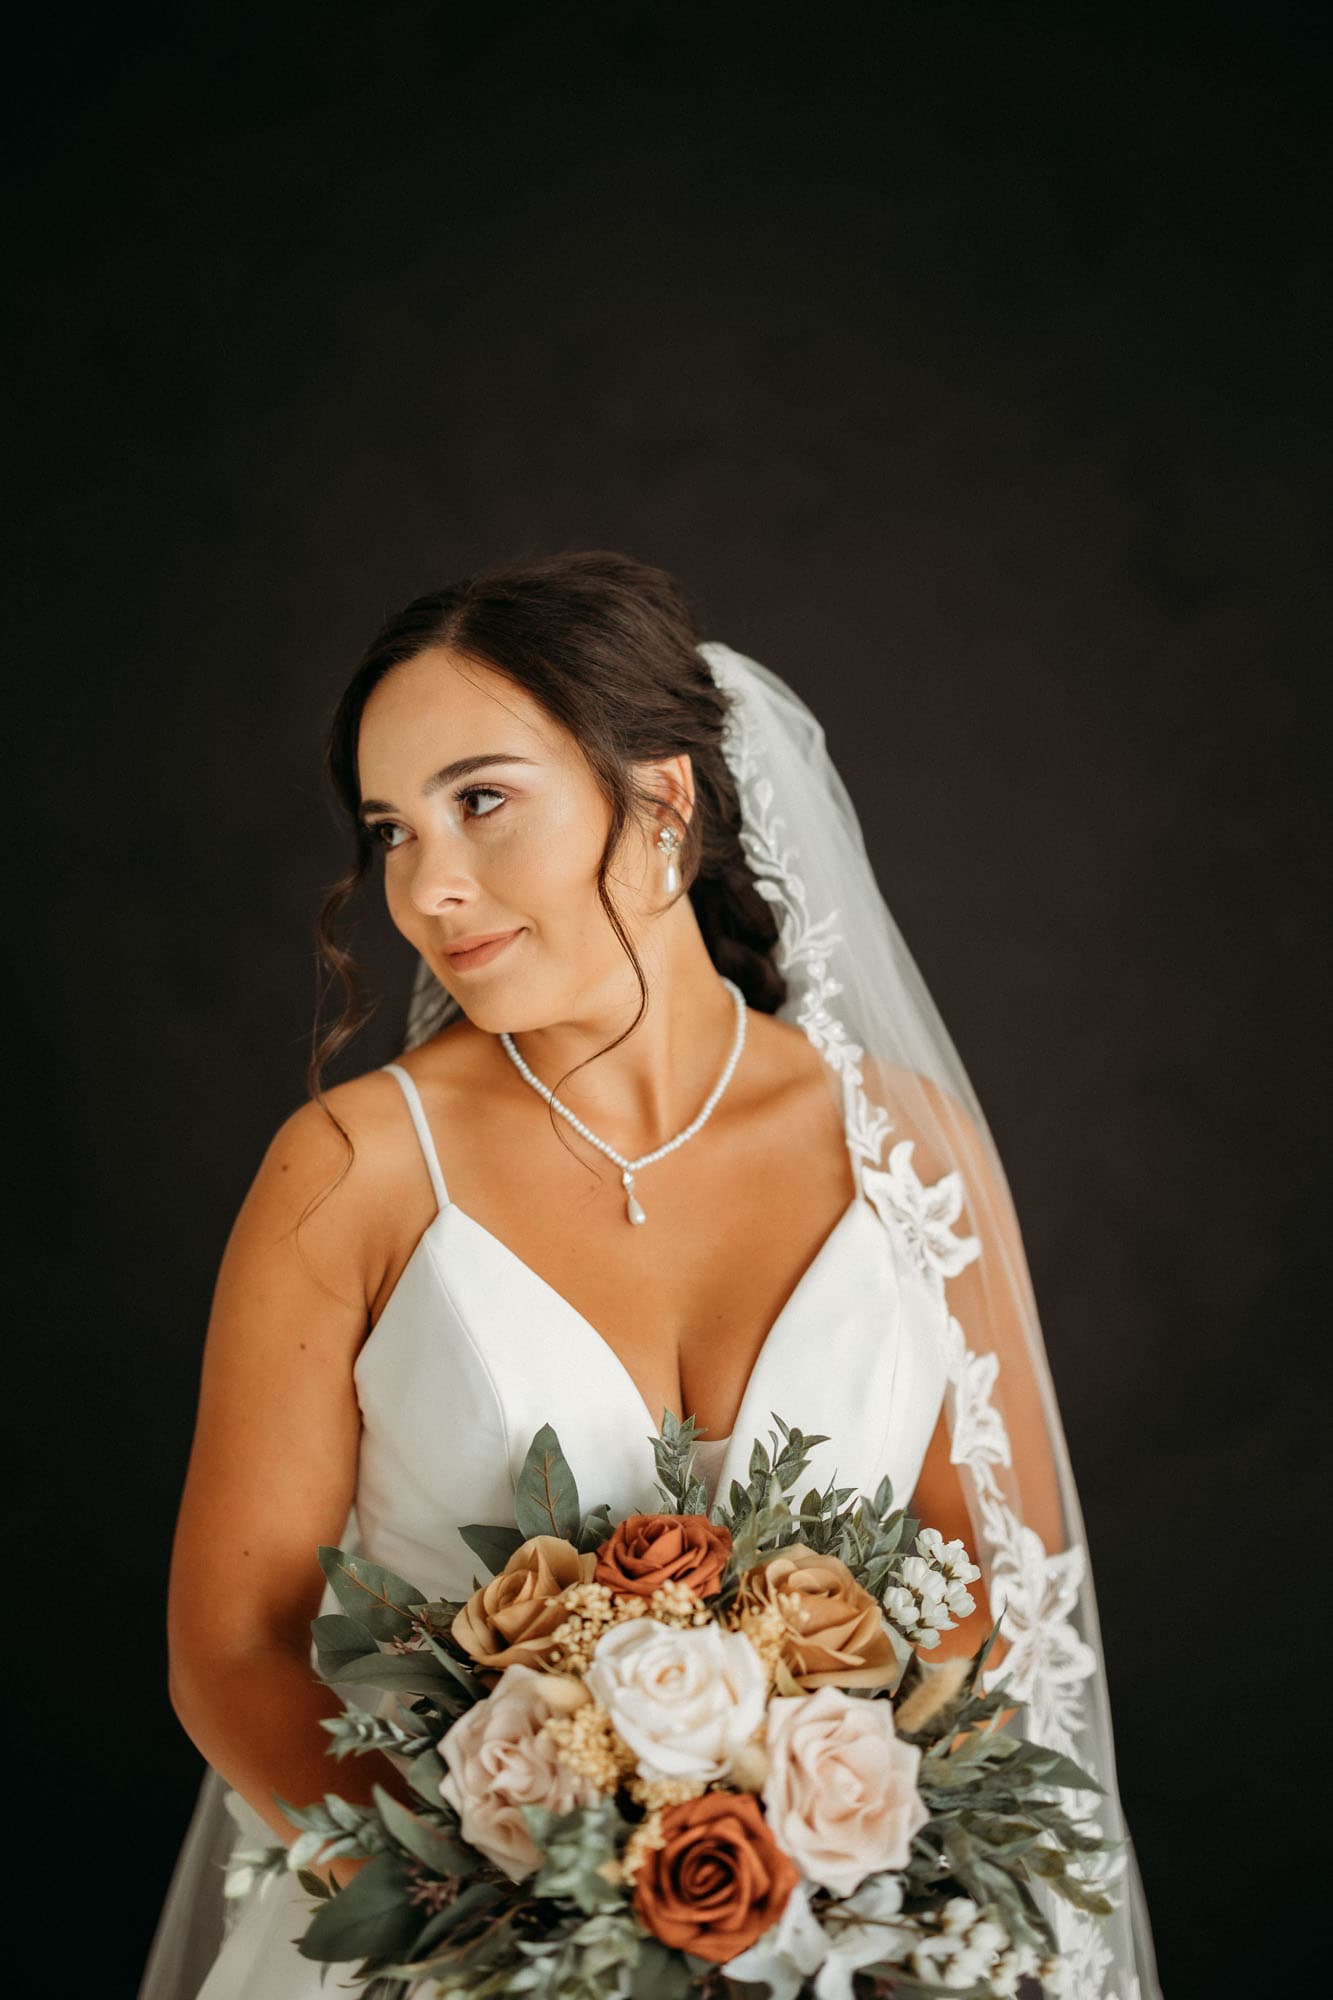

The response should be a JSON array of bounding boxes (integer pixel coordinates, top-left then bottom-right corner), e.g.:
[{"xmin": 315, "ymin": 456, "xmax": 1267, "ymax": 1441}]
[
  {"xmin": 366, "ymin": 787, "xmax": 506, "ymax": 851},
  {"xmin": 455, "ymin": 784, "xmax": 507, "ymax": 820}
]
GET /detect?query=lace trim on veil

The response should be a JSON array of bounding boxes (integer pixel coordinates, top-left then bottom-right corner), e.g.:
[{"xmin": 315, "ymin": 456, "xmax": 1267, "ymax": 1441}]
[{"xmin": 718, "ymin": 679, "xmax": 1132, "ymax": 2000}]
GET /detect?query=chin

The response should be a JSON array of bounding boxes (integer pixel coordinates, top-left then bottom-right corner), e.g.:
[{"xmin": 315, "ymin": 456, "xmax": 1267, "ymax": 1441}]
[
  {"xmin": 443, "ymin": 979, "xmax": 529, "ymax": 1032},
  {"xmin": 453, "ymin": 998, "xmax": 510, "ymax": 1033}
]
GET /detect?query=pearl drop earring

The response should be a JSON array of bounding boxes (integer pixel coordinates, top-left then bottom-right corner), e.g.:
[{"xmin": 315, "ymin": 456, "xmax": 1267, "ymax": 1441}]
[{"xmin": 656, "ymin": 826, "xmax": 682, "ymax": 894}]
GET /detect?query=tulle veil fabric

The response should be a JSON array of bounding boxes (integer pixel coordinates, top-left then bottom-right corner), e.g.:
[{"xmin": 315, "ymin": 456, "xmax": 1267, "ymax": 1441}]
[{"xmin": 138, "ymin": 639, "xmax": 1160, "ymax": 2000}]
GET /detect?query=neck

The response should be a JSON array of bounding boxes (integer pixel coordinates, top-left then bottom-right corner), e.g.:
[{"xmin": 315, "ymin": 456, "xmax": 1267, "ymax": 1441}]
[{"xmin": 497, "ymin": 905, "xmax": 743, "ymax": 1152}]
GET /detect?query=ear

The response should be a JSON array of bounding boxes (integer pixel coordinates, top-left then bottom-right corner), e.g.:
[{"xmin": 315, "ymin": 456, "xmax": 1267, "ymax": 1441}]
[{"xmin": 635, "ymin": 751, "xmax": 695, "ymax": 832}]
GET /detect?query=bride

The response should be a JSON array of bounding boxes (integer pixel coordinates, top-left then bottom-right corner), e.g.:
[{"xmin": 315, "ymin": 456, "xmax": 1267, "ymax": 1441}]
[{"xmin": 138, "ymin": 549, "xmax": 1161, "ymax": 1999}]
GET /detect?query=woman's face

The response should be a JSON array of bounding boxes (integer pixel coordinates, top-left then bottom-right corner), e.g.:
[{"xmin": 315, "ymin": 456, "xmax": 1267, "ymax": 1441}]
[{"xmin": 356, "ymin": 645, "xmax": 680, "ymax": 1032}]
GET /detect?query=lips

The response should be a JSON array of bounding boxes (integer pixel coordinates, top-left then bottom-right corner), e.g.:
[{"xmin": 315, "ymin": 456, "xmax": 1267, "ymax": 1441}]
[{"xmin": 442, "ymin": 927, "xmax": 524, "ymax": 969}]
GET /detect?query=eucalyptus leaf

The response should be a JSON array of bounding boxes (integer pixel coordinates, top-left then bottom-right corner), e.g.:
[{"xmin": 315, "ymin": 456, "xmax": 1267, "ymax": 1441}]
[
  {"xmin": 326, "ymin": 1791, "xmax": 378, "ymax": 1835},
  {"xmin": 956, "ymin": 1811, "xmax": 1050, "ymax": 1863},
  {"xmin": 312, "ymin": 1612, "xmax": 380, "ymax": 1678},
  {"xmin": 526, "ymin": 1796, "xmax": 624, "ymax": 1914},
  {"xmin": 288, "ymin": 1827, "xmax": 352, "ymax": 1873},
  {"xmin": 1048, "ymin": 1870, "xmax": 1117, "ymax": 1917},
  {"xmin": 406, "ymin": 1743, "xmax": 450, "ymax": 1809},
  {"xmin": 317, "ymin": 1547, "xmax": 423, "ymax": 1642},
  {"xmin": 420, "ymin": 1633, "xmax": 492, "ymax": 1700},
  {"xmin": 319, "ymin": 1708, "xmax": 434, "ymax": 1764},
  {"xmin": 374, "ymin": 1883, "xmax": 513, "ymax": 1976},
  {"xmin": 457, "ymin": 1521, "xmax": 527, "ymax": 1574},
  {"xmin": 1016, "ymin": 1743, "xmax": 1107, "ymax": 1795},
  {"xmin": 271, "ymin": 1791, "xmax": 367, "ymax": 1837},
  {"xmin": 328, "ymin": 1651, "xmax": 460, "ymax": 1698},
  {"xmin": 577, "ymin": 1500, "xmax": 617, "ymax": 1551},
  {"xmin": 372, "ymin": 1784, "xmax": 473, "ymax": 1875},
  {"xmin": 631, "ymin": 1935, "xmax": 695, "ymax": 2000},
  {"xmin": 297, "ymin": 1850, "xmax": 419, "ymax": 1962},
  {"xmin": 948, "ymin": 1727, "xmax": 1023, "ymax": 1766},
  {"xmin": 513, "ymin": 1423, "xmax": 582, "ymax": 1541}
]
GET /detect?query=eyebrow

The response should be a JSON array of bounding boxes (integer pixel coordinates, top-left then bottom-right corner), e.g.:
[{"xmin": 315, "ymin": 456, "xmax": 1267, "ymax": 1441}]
[{"xmin": 357, "ymin": 753, "xmax": 542, "ymax": 822}]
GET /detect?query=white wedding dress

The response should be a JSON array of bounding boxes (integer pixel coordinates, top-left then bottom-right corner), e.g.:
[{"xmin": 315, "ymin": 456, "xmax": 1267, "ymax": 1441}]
[{"xmin": 141, "ymin": 1059, "xmax": 950, "ymax": 1999}]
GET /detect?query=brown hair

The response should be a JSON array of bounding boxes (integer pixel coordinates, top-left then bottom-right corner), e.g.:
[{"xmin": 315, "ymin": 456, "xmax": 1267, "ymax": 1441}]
[{"xmin": 308, "ymin": 546, "xmax": 786, "ymax": 1180}]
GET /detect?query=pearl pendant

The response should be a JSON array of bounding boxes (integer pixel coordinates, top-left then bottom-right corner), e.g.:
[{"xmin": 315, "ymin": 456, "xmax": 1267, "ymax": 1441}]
[{"xmin": 622, "ymin": 1169, "xmax": 647, "ymax": 1225}]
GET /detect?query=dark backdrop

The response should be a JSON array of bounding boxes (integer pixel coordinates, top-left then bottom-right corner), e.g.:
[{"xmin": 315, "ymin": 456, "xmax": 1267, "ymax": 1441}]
[{"xmin": 8, "ymin": 6, "xmax": 1324, "ymax": 1996}]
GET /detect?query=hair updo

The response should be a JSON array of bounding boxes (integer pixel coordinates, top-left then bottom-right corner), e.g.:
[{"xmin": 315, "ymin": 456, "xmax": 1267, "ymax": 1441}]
[{"xmin": 310, "ymin": 547, "xmax": 786, "ymax": 1121}]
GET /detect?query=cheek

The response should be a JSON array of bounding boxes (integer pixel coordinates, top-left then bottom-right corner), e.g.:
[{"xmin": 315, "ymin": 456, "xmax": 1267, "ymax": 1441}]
[{"xmin": 508, "ymin": 791, "xmax": 610, "ymax": 905}]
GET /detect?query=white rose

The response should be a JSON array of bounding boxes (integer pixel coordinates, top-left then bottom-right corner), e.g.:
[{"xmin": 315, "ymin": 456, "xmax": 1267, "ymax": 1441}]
[
  {"xmin": 762, "ymin": 1686, "xmax": 929, "ymax": 1896},
  {"xmin": 583, "ymin": 1615, "xmax": 767, "ymax": 1782},
  {"xmin": 437, "ymin": 1662, "xmax": 602, "ymax": 1881}
]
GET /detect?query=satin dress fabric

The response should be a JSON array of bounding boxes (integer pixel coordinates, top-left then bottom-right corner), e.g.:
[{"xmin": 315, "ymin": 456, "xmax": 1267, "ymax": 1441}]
[{"xmin": 153, "ymin": 1061, "xmax": 949, "ymax": 1998}]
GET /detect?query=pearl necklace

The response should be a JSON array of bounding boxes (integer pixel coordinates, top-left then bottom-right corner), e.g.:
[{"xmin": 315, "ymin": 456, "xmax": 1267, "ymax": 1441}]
[{"xmin": 498, "ymin": 975, "xmax": 748, "ymax": 1224}]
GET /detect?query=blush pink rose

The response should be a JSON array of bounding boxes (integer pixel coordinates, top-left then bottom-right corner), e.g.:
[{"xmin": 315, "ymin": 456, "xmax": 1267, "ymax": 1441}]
[
  {"xmin": 438, "ymin": 1663, "xmax": 602, "ymax": 1881},
  {"xmin": 761, "ymin": 1685, "xmax": 929, "ymax": 1896}
]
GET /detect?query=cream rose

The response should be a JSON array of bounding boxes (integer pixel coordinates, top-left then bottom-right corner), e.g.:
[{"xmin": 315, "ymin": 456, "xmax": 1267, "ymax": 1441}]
[
  {"xmin": 437, "ymin": 1663, "xmax": 602, "ymax": 1881},
  {"xmin": 583, "ymin": 1615, "xmax": 768, "ymax": 1783},
  {"xmin": 761, "ymin": 1685, "xmax": 929, "ymax": 1895}
]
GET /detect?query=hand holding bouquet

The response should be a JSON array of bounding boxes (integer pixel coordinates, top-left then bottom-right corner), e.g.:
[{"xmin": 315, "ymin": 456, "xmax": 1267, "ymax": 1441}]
[{"xmin": 231, "ymin": 1414, "xmax": 1116, "ymax": 1998}]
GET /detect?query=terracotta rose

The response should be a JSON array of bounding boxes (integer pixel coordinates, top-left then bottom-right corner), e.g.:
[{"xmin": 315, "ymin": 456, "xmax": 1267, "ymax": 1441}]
[
  {"xmin": 594, "ymin": 1511, "xmax": 732, "ymax": 1602},
  {"xmin": 451, "ymin": 1534, "xmax": 596, "ymax": 1674},
  {"xmin": 631, "ymin": 1789, "xmax": 801, "ymax": 1964},
  {"xmin": 736, "ymin": 1542, "xmax": 900, "ymax": 1690}
]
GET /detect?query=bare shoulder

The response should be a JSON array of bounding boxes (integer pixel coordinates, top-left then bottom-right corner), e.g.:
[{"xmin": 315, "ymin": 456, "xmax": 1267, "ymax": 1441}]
[
  {"xmin": 741, "ymin": 1007, "xmax": 834, "ymax": 1096},
  {"xmin": 384, "ymin": 1017, "xmax": 497, "ymax": 1105},
  {"xmin": 244, "ymin": 1058, "xmax": 451, "ymax": 1318},
  {"xmin": 263, "ymin": 1071, "xmax": 406, "ymax": 1222},
  {"xmin": 742, "ymin": 1013, "xmax": 955, "ymax": 1129}
]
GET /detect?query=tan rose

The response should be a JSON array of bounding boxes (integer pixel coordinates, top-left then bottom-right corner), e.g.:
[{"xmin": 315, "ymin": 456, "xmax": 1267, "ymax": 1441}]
[
  {"xmin": 593, "ymin": 1511, "xmax": 732, "ymax": 1602},
  {"xmin": 631, "ymin": 1789, "xmax": 801, "ymax": 1963},
  {"xmin": 735, "ymin": 1543, "xmax": 900, "ymax": 1690},
  {"xmin": 451, "ymin": 1534, "xmax": 596, "ymax": 1674}
]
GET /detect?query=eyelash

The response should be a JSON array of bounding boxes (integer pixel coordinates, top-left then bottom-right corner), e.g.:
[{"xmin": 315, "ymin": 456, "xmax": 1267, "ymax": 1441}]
[{"xmin": 368, "ymin": 784, "xmax": 508, "ymax": 850}]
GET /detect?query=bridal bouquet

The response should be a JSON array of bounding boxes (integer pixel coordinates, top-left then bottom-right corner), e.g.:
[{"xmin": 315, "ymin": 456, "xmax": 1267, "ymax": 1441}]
[{"xmin": 230, "ymin": 1415, "xmax": 1117, "ymax": 1998}]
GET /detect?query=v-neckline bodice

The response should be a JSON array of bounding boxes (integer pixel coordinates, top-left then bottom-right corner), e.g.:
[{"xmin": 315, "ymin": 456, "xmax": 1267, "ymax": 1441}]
[
  {"xmin": 363, "ymin": 1059, "xmax": 877, "ymax": 1465},
  {"xmin": 442, "ymin": 1188, "xmax": 870, "ymax": 1444}
]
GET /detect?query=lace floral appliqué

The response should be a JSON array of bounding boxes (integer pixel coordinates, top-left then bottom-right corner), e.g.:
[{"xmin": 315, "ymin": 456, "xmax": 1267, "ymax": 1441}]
[{"xmin": 861, "ymin": 1139, "xmax": 983, "ymax": 1283}]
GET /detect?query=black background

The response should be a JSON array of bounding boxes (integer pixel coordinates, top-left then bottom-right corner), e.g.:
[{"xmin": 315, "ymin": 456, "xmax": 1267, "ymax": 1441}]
[{"xmin": 8, "ymin": 5, "xmax": 1325, "ymax": 1995}]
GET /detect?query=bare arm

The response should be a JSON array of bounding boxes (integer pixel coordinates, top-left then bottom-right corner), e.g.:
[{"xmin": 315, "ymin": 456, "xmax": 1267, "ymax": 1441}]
[{"xmin": 166, "ymin": 1075, "xmax": 420, "ymax": 1881}]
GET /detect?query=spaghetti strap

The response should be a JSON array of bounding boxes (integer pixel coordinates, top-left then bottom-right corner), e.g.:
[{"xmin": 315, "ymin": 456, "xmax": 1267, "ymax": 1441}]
[{"xmin": 381, "ymin": 1061, "xmax": 451, "ymax": 1210}]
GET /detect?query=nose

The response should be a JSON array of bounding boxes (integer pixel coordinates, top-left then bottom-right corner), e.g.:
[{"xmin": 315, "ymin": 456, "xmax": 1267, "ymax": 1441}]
[{"xmin": 404, "ymin": 828, "xmax": 481, "ymax": 916}]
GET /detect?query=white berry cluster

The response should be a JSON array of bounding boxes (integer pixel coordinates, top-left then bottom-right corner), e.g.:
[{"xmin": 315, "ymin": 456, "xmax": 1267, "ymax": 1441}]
[
  {"xmin": 882, "ymin": 1529, "xmax": 982, "ymax": 1648},
  {"xmin": 903, "ymin": 1895, "xmax": 1055, "ymax": 1995}
]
